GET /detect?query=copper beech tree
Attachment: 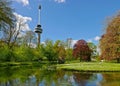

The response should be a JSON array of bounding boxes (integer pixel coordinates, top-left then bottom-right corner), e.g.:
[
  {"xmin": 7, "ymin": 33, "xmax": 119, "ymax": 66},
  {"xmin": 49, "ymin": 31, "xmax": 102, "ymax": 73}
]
[
  {"xmin": 73, "ymin": 39, "xmax": 92, "ymax": 61},
  {"xmin": 100, "ymin": 13, "xmax": 120, "ymax": 63}
]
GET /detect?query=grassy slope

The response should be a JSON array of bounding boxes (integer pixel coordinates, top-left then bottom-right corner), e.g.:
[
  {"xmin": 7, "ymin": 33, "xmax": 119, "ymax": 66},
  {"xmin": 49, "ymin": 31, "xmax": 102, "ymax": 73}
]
[{"xmin": 57, "ymin": 62, "xmax": 120, "ymax": 72}]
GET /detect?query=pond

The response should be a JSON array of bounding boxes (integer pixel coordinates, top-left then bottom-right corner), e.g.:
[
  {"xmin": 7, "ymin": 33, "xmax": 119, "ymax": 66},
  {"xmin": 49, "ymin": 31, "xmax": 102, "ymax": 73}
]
[{"xmin": 0, "ymin": 65, "xmax": 120, "ymax": 86}]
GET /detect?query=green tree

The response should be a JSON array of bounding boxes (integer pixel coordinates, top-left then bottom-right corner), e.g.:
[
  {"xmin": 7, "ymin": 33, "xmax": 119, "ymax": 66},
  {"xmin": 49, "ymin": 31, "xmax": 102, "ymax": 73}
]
[
  {"xmin": 43, "ymin": 39, "xmax": 57, "ymax": 62},
  {"xmin": 54, "ymin": 40, "xmax": 66, "ymax": 63},
  {"xmin": 14, "ymin": 45, "xmax": 36, "ymax": 62},
  {"xmin": 65, "ymin": 48, "xmax": 73, "ymax": 61},
  {"xmin": 0, "ymin": 0, "xmax": 15, "ymax": 49},
  {"xmin": 100, "ymin": 12, "xmax": 120, "ymax": 63},
  {"xmin": 0, "ymin": 0, "xmax": 15, "ymax": 30},
  {"xmin": 87, "ymin": 42, "xmax": 99, "ymax": 60},
  {"xmin": 0, "ymin": 44, "xmax": 12, "ymax": 62}
]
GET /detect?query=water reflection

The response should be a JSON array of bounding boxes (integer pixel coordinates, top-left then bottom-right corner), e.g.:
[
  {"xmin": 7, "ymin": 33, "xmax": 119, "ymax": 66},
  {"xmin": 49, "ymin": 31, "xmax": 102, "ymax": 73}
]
[{"xmin": 0, "ymin": 65, "xmax": 120, "ymax": 86}]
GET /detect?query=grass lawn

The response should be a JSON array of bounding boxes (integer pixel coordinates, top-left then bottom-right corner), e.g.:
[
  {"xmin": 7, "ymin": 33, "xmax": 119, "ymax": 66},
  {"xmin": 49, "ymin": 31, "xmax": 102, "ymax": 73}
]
[{"xmin": 57, "ymin": 62, "xmax": 120, "ymax": 72}]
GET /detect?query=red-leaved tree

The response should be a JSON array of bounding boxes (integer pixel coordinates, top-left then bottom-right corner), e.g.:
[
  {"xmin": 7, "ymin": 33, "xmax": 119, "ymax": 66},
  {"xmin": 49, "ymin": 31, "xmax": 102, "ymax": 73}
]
[{"xmin": 73, "ymin": 39, "xmax": 92, "ymax": 61}]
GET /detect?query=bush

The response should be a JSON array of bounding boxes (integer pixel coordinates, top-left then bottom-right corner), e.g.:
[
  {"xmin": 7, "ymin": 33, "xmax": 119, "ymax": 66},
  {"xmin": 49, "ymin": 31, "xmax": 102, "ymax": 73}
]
[
  {"xmin": 0, "ymin": 45, "xmax": 14, "ymax": 62},
  {"xmin": 14, "ymin": 46, "xmax": 35, "ymax": 62}
]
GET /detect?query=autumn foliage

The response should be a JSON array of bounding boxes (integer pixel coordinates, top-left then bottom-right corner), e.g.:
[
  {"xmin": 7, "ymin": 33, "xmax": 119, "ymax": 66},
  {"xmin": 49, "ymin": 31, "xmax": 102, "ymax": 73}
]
[
  {"xmin": 73, "ymin": 39, "xmax": 92, "ymax": 61},
  {"xmin": 100, "ymin": 13, "xmax": 120, "ymax": 62}
]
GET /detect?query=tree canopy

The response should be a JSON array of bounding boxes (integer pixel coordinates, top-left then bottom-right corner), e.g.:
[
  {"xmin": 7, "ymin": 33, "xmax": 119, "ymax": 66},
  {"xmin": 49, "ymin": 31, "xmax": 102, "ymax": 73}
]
[
  {"xmin": 100, "ymin": 12, "xmax": 120, "ymax": 62},
  {"xmin": 0, "ymin": 0, "xmax": 15, "ymax": 29},
  {"xmin": 73, "ymin": 39, "xmax": 92, "ymax": 61}
]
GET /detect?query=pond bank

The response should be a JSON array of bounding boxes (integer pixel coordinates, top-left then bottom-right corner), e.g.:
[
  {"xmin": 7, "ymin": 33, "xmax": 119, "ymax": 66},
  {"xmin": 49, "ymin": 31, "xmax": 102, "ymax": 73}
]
[
  {"xmin": 57, "ymin": 62, "xmax": 120, "ymax": 72},
  {"xmin": 1, "ymin": 62, "xmax": 120, "ymax": 72},
  {"xmin": 0, "ymin": 62, "xmax": 47, "ymax": 67}
]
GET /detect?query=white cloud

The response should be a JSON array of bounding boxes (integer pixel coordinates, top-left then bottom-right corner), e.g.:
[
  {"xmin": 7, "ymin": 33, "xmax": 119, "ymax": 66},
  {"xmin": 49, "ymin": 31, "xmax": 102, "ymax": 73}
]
[
  {"xmin": 14, "ymin": 12, "xmax": 32, "ymax": 32},
  {"xmin": 87, "ymin": 36, "xmax": 101, "ymax": 43},
  {"xmin": 54, "ymin": 0, "xmax": 66, "ymax": 3},
  {"xmin": 94, "ymin": 36, "xmax": 100, "ymax": 41},
  {"xmin": 14, "ymin": 0, "xmax": 29, "ymax": 6}
]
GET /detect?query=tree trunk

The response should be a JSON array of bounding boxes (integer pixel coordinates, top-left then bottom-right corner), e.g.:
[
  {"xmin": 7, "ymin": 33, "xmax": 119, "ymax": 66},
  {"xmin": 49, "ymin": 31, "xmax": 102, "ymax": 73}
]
[{"xmin": 117, "ymin": 58, "xmax": 120, "ymax": 63}]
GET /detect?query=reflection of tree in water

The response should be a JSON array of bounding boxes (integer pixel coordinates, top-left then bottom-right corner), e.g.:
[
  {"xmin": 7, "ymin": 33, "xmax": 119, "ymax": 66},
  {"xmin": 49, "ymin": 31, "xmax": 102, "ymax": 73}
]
[
  {"xmin": 24, "ymin": 68, "xmax": 72, "ymax": 86},
  {"xmin": 0, "ymin": 66, "xmax": 37, "ymax": 86},
  {"xmin": 73, "ymin": 72, "xmax": 96, "ymax": 86},
  {"xmin": 36, "ymin": 69, "xmax": 66, "ymax": 86},
  {"xmin": 101, "ymin": 73, "xmax": 120, "ymax": 86},
  {"xmin": 0, "ymin": 66, "xmax": 103, "ymax": 86},
  {"xmin": 0, "ymin": 65, "xmax": 67, "ymax": 86}
]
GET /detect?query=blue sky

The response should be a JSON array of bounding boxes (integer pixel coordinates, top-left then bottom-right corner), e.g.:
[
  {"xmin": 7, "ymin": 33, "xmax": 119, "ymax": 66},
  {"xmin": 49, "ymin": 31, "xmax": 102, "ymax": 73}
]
[{"xmin": 12, "ymin": 0, "xmax": 120, "ymax": 44}]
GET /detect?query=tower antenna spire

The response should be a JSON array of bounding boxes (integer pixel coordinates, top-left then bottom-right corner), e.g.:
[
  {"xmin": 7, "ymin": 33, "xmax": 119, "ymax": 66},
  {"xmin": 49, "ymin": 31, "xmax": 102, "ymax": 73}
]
[{"xmin": 38, "ymin": 4, "xmax": 41, "ymax": 24}]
